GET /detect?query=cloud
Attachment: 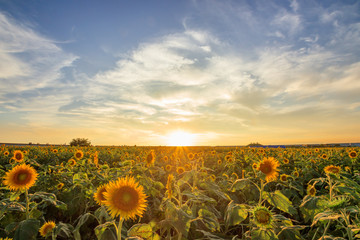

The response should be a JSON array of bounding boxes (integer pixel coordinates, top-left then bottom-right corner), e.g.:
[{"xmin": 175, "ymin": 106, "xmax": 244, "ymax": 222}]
[{"xmin": 0, "ymin": 12, "xmax": 77, "ymax": 93}]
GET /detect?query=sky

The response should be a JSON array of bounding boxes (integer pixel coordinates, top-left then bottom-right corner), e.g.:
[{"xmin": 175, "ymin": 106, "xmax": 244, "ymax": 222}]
[{"xmin": 0, "ymin": 0, "xmax": 360, "ymax": 146}]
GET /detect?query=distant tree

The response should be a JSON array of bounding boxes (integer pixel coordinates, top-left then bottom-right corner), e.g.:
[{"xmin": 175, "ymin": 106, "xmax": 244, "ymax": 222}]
[
  {"xmin": 247, "ymin": 142, "xmax": 263, "ymax": 147},
  {"xmin": 70, "ymin": 138, "xmax": 92, "ymax": 147}
]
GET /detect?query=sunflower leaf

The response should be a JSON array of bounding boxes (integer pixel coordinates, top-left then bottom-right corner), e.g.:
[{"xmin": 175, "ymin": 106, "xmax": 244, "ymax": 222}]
[
  {"xmin": 263, "ymin": 190, "xmax": 297, "ymax": 215},
  {"xmin": 14, "ymin": 219, "xmax": 40, "ymax": 240}
]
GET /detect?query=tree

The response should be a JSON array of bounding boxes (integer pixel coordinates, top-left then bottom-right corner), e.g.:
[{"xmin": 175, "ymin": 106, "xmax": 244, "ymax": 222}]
[{"xmin": 69, "ymin": 138, "xmax": 91, "ymax": 147}]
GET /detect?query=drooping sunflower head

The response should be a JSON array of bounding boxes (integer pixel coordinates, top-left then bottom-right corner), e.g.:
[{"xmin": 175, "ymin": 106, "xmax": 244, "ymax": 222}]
[
  {"xmin": 74, "ymin": 150, "xmax": 84, "ymax": 160},
  {"xmin": 166, "ymin": 174, "xmax": 174, "ymax": 199},
  {"xmin": 146, "ymin": 151, "xmax": 155, "ymax": 166},
  {"xmin": 349, "ymin": 151, "xmax": 357, "ymax": 159},
  {"xmin": 103, "ymin": 176, "xmax": 147, "ymax": 220},
  {"xmin": 252, "ymin": 206, "xmax": 273, "ymax": 228},
  {"xmin": 13, "ymin": 150, "xmax": 24, "ymax": 162},
  {"xmin": 39, "ymin": 221, "xmax": 56, "ymax": 237},
  {"xmin": 257, "ymin": 157, "xmax": 280, "ymax": 182},
  {"xmin": 324, "ymin": 165, "xmax": 341, "ymax": 175},
  {"xmin": 94, "ymin": 184, "xmax": 107, "ymax": 205},
  {"xmin": 307, "ymin": 185, "xmax": 316, "ymax": 196},
  {"xmin": 3, "ymin": 164, "xmax": 38, "ymax": 191}
]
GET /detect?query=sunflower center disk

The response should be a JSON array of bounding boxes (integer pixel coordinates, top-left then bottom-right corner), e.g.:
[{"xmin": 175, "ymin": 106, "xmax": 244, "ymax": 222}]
[
  {"xmin": 256, "ymin": 210, "xmax": 271, "ymax": 224},
  {"xmin": 17, "ymin": 173, "xmax": 28, "ymax": 182},
  {"xmin": 15, "ymin": 153, "xmax": 22, "ymax": 160},
  {"xmin": 260, "ymin": 164, "xmax": 272, "ymax": 174},
  {"xmin": 113, "ymin": 186, "xmax": 139, "ymax": 211}
]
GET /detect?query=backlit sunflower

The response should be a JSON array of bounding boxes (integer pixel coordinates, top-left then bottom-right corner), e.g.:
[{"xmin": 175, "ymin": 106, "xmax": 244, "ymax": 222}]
[
  {"xmin": 252, "ymin": 206, "xmax": 273, "ymax": 228},
  {"xmin": 103, "ymin": 176, "xmax": 147, "ymax": 220},
  {"xmin": 13, "ymin": 150, "xmax": 24, "ymax": 162},
  {"xmin": 39, "ymin": 221, "xmax": 56, "ymax": 237},
  {"xmin": 146, "ymin": 151, "xmax": 155, "ymax": 166},
  {"xmin": 349, "ymin": 151, "xmax": 357, "ymax": 159},
  {"xmin": 94, "ymin": 184, "xmax": 107, "ymax": 205},
  {"xmin": 166, "ymin": 174, "xmax": 174, "ymax": 199},
  {"xmin": 324, "ymin": 165, "xmax": 341, "ymax": 175},
  {"xmin": 74, "ymin": 150, "xmax": 84, "ymax": 160},
  {"xmin": 257, "ymin": 157, "xmax": 279, "ymax": 182},
  {"xmin": 3, "ymin": 164, "xmax": 38, "ymax": 191}
]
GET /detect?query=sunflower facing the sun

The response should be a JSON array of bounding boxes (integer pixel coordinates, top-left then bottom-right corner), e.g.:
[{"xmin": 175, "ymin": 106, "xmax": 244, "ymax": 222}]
[
  {"xmin": 257, "ymin": 157, "xmax": 280, "ymax": 182},
  {"xmin": 3, "ymin": 164, "xmax": 38, "ymax": 191},
  {"xmin": 103, "ymin": 176, "xmax": 147, "ymax": 220}
]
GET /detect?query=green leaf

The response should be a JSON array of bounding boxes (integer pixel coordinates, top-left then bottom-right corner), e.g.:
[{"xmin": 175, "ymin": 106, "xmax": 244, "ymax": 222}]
[
  {"xmin": 14, "ymin": 219, "xmax": 40, "ymax": 240},
  {"xmin": 94, "ymin": 221, "xmax": 117, "ymax": 240},
  {"xmin": 263, "ymin": 190, "xmax": 297, "ymax": 215},
  {"xmin": 127, "ymin": 223, "xmax": 160, "ymax": 240},
  {"xmin": 251, "ymin": 228, "xmax": 278, "ymax": 240},
  {"xmin": 231, "ymin": 178, "xmax": 252, "ymax": 192},
  {"xmin": 225, "ymin": 201, "xmax": 248, "ymax": 228},
  {"xmin": 198, "ymin": 208, "xmax": 220, "ymax": 232},
  {"xmin": 74, "ymin": 212, "xmax": 97, "ymax": 238}
]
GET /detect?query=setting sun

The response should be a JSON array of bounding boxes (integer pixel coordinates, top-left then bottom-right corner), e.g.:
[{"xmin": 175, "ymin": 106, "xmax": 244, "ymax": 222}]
[{"xmin": 167, "ymin": 131, "xmax": 195, "ymax": 146}]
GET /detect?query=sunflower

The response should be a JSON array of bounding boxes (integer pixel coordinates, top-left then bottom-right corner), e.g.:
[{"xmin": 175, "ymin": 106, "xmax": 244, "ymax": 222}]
[
  {"xmin": 4, "ymin": 151, "xmax": 9, "ymax": 156},
  {"xmin": 252, "ymin": 163, "xmax": 258, "ymax": 169},
  {"xmin": 292, "ymin": 170, "xmax": 299, "ymax": 178},
  {"xmin": 0, "ymin": 237, "xmax": 13, "ymax": 240},
  {"xmin": 217, "ymin": 159, "xmax": 222, "ymax": 165},
  {"xmin": 252, "ymin": 206, "xmax": 273, "ymax": 228},
  {"xmin": 165, "ymin": 165, "xmax": 172, "ymax": 172},
  {"xmin": 184, "ymin": 163, "xmax": 192, "ymax": 171},
  {"xmin": 56, "ymin": 182, "xmax": 64, "ymax": 190},
  {"xmin": 187, "ymin": 153, "xmax": 194, "ymax": 160},
  {"xmin": 209, "ymin": 174, "xmax": 216, "ymax": 181},
  {"xmin": 283, "ymin": 158, "xmax": 289, "ymax": 164},
  {"xmin": 349, "ymin": 151, "xmax": 357, "ymax": 159},
  {"xmin": 74, "ymin": 150, "xmax": 84, "ymax": 160},
  {"xmin": 146, "ymin": 151, "xmax": 155, "ymax": 166},
  {"xmin": 166, "ymin": 174, "xmax": 174, "ymax": 199},
  {"xmin": 321, "ymin": 154, "xmax": 327, "ymax": 160},
  {"xmin": 39, "ymin": 221, "xmax": 56, "ymax": 237},
  {"xmin": 307, "ymin": 185, "xmax": 316, "ymax": 196},
  {"xmin": 163, "ymin": 156, "xmax": 169, "ymax": 162},
  {"xmin": 280, "ymin": 174, "xmax": 288, "ymax": 182},
  {"xmin": 3, "ymin": 164, "xmax": 38, "ymax": 191},
  {"xmin": 103, "ymin": 176, "xmax": 147, "ymax": 220},
  {"xmin": 94, "ymin": 184, "xmax": 107, "ymax": 205},
  {"xmin": 68, "ymin": 158, "xmax": 76, "ymax": 167},
  {"xmin": 13, "ymin": 150, "xmax": 24, "ymax": 162},
  {"xmin": 324, "ymin": 165, "xmax": 341, "ymax": 175},
  {"xmin": 257, "ymin": 157, "xmax": 279, "ymax": 182},
  {"xmin": 176, "ymin": 167, "xmax": 185, "ymax": 174}
]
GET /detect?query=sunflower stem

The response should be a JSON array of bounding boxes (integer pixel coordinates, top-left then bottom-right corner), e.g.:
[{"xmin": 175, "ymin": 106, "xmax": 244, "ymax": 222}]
[
  {"xmin": 25, "ymin": 188, "xmax": 30, "ymax": 220},
  {"xmin": 258, "ymin": 179, "xmax": 264, "ymax": 205},
  {"xmin": 117, "ymin": 217, "xmax": 124, "ymax": 240}
]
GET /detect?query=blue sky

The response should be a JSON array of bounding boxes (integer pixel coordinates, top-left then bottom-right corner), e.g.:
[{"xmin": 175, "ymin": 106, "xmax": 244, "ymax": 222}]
[{"xmin": 0, "ymin": 0, "xmax": 360, "ymax": 145}]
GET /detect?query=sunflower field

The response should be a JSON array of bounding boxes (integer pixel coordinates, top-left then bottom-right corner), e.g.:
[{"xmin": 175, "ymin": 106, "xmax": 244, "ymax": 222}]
[{"xmin": 0, "ymin": 145, "xmax": 360, "ymax": 239}]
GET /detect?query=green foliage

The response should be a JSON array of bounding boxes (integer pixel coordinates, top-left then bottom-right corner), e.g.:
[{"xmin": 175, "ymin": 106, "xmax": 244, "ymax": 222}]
[{"xmin": 69, "ymin": 138, "xmax": 92, "ymax": 147}]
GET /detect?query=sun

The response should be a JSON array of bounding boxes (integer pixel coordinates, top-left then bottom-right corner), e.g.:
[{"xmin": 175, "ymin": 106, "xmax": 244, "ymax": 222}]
[{"xmin": 167, "ymin": 131, "xmax": 195, "ymax": 146}]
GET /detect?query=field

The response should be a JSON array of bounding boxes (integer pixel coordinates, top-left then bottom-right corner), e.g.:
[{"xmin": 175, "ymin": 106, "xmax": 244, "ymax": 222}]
[{"xmin": 0, "ymin": 145, "xmax": 360, "ymax": 240}]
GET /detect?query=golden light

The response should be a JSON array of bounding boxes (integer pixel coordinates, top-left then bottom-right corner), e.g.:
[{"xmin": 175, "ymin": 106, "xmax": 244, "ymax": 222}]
[{"xmin": 167, "ymin": 130, "xmax": 196, "ymax": 146}]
